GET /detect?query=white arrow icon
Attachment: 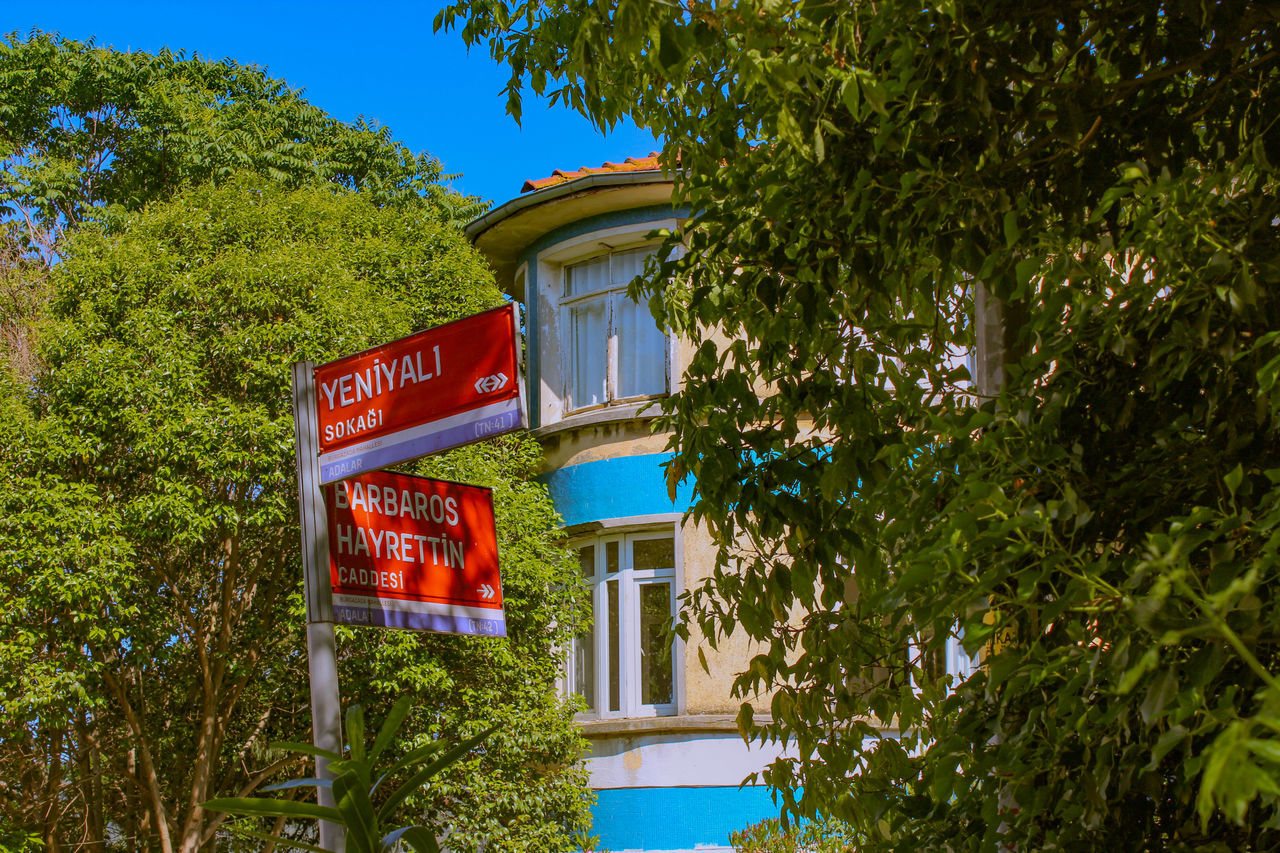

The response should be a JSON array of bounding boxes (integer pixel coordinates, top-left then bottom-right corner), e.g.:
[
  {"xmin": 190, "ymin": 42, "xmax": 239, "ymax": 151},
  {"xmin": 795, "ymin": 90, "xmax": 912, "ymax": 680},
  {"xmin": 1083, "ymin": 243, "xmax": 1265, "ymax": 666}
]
[
  {"xmin": 473, "ymin": 372, "xmax": 509, "ymax": 395},
  {"xmin": 477, "ymin": 583, "xmax": 496, "ymax": 600}
]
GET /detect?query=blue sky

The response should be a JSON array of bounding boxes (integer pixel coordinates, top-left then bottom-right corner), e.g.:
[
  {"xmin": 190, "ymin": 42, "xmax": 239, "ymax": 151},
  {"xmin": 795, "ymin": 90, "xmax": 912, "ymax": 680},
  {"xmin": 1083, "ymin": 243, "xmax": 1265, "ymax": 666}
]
[{"xmin": 2, "ymin": 0, "xmax": 661, "ymax": 206}]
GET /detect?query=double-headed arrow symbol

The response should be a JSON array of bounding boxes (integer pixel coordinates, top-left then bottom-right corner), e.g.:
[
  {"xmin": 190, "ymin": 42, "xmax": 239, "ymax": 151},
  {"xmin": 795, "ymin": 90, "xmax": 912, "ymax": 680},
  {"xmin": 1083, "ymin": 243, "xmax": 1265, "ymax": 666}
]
[
  {"xmin": 474, "ymin": 372, "xmax": 509, "ymax": 395},
  {"xmin": 477, "ymin": 583, "xmax": 496, "ymax": 600}
]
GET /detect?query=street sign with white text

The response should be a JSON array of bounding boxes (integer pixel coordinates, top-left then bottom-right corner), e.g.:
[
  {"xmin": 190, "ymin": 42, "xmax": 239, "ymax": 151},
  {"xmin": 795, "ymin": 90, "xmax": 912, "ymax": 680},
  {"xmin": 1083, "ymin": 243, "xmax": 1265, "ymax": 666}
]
[
  {"xmin": 314, "ymin": 304, "xmax": 524, "ymax": 484},
  {"xmin": 324, "ymin": 470, "xmax": 504, "ymax": 636}
]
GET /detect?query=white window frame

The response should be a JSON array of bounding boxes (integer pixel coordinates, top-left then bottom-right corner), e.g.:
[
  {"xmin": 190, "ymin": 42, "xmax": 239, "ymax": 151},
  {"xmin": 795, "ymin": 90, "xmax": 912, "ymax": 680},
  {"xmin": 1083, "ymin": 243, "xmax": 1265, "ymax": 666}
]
[
  {"xmin": 908, "ymin": 626, "xmax": 979, "ymax": 695},
  {"xmin": 559, "ymin": 244, "xmax": 671, "ymax": 414},
  {"xmin": 567, "ymin": 529, "xmax": 680, "ymax": 719}
]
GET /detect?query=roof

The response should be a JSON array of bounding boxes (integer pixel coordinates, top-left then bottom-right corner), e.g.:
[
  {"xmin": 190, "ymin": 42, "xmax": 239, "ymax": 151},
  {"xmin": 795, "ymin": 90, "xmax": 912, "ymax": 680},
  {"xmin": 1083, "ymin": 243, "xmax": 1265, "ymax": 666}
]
[{"xmin": 521, "ymin": 152, "xmax": 664, "ymax": 193}]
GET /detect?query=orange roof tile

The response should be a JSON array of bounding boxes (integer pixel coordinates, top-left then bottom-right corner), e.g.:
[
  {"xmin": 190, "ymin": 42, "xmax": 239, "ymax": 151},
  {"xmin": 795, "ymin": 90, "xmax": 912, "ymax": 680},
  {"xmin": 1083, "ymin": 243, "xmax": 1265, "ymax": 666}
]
[{"xmin": 521, "ymin": 152, "xmax": 664, "ymax": 193}]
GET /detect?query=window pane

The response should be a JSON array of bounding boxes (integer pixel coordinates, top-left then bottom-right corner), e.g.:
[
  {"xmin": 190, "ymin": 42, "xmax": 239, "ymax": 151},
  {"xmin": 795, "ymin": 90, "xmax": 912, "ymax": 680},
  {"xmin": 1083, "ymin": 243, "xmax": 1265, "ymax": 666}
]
[
  {"xmin": 573, "ymin": 618, "xmax": 595, "ymax": 711},
  {"xmin": 610, "ymin": 247, "xmax": 651, "ymax": 286},
  {"xmin": 608, "ymin": 579, "xmax": 621, "ymax": 712},
  {"xmin": 570, "ymin": 300, "xmax": 606, "ymax": 408},
  {"xmin": 632, "ymin": 537, "xmax": 675, "ymax": 571},
  {"xmin": 616, "ymin": 296, "xmax": 667, "ymax": 398},
  {"xmin": 605, "ymin": 541, "xmax": 619, "ymax": 574},
  {"xmin": 572, "ymin": 545, "xmax": 596, "ymax": 711},
  {"xmin": 640, "ymin": 583, "xmax": 674, "ymax": 705},
  {"xmin": 578, "ymin": 544, "xmax": 595, "ymax": 578},
  {"xmin": 921, "ymin": 641, "xmax": 946, "ymax": 684},
  {"xmin": 566, "ymin": 255, "xmax": 609, "ymax": 297}
]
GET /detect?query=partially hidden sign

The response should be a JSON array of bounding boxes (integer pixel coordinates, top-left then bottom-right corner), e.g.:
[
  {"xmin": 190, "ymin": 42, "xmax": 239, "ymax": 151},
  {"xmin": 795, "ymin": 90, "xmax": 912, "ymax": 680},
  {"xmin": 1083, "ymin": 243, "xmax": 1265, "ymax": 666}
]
[
  {"xmin": 325, "ymin": 470, "xmax": 504, "ymax": 636},
  {"xmin": 314, "ymin": 304, "xmax": 524, "ymax": 485}
]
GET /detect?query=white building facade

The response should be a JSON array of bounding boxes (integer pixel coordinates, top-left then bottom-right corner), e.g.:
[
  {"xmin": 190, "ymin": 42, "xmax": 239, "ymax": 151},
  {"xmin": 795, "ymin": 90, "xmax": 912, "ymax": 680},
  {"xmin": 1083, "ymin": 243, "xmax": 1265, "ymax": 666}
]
[{"xmin": 467, "ymin": 156, "xmax": 790, "ymax": 852}]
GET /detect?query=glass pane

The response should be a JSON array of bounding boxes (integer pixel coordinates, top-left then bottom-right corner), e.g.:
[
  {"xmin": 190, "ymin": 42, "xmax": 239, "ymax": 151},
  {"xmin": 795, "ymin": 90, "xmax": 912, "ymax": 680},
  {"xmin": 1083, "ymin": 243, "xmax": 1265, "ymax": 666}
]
[
  {"xmin": 921, "ymin": 641, "xmax": 946, "ymax": 684},
  {"xmin": 573, "ymin": 544, "xmax": 597, "ymax": 711},
  {"xmin": 570, "ymin": 300, "xmax": 606, "ymax": 408},
  {"xmin": 572, "ymin": 617, "xmax": 595, "ymax": 711},
  {"xmin": 607, "ymin": 580, "xmax": 620, "ymax": 712},
  {"xmin": 610, "ymin": 247, "xmax": 651, "ymax": 286},
  {"xmin": 640, "ymin": 583, "xmax": 674, "ymax": 705},
  {"xmin": 616, "ymin": 296, "xmax": 667, "ymax": 398},
  {"xmin": 578, "ymin": 544, "xmax": 596, "ymax": 579},
  {"xmin": 566, "ymin": 255, "xmax": 609, "ymax": 297},
  {"xmin": 632, "ymin": 537, "xmax": 675, "ymax": 571},
  {"xmin": 605, "ymin": 541, "xmax": 619, "ymax": 574}
]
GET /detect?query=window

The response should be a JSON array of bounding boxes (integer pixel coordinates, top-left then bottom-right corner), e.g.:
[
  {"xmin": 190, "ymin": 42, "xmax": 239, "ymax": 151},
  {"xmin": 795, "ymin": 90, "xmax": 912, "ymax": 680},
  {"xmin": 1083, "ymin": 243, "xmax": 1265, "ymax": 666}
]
[
  {"xmin": 910, "ymin": 628, "xmax": 979, "ymax": 694},
  {"xmin": 568, "ymin": 531, "xmax": 678, "ymax": 718},
  {"xmin": 563, "ymin": 247, "xmax": 669, "ymax": 411}
]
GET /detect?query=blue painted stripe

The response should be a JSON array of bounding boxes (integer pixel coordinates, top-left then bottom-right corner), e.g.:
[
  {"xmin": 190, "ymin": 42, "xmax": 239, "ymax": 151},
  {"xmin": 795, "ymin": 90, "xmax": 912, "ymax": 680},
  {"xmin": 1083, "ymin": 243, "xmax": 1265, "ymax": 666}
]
[
  {"xmin": 591, "ymin": 786, "xmax": 779, "ymax": 851},
  {"xmin": 539, "ymin": 454, "xmax": 694, "ymax": 527}
]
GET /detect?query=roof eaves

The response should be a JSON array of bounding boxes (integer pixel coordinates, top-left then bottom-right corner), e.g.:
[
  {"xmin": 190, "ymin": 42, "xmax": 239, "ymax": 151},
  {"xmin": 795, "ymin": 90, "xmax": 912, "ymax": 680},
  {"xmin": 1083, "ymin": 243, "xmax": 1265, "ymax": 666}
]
[{"xmin": 464, "ymin": 169, "xmax": 673, "ymax": 243}]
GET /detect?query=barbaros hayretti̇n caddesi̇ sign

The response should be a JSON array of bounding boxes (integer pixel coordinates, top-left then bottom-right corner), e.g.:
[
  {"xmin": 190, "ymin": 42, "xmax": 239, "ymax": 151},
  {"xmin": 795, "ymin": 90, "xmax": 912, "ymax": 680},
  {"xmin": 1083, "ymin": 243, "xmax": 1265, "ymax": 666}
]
[
  {"xmin": 325, "ymin": 470, "xmax": 504, "ymax": 636},
  {"xmin": 313, "ymin": 304, "xmax": 524, "ymax": 485}
]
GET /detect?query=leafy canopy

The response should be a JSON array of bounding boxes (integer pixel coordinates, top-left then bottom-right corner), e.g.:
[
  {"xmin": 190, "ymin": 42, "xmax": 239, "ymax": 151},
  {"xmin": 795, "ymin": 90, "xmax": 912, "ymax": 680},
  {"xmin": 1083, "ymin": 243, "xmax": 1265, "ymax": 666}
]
[
  {"xmin": 441, "ymin": 1, "xmax": 1280, "ymax": 849},
  {"xmin": 0, "ymin": 178, "xmax": 588, "ymax": 853},
  {"xmin": 0, "ymin": 30, "xmax": 485, "ymax": 255},
  {"xmin": 0, "ymin": 30, "xmax": 488, "ymax": 381}
]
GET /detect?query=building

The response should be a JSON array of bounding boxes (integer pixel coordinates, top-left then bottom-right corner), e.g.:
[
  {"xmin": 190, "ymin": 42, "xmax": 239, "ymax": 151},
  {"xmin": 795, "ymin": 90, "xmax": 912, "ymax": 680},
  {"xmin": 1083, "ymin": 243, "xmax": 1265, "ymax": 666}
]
[{"xmin": 466, "ymin": 156, "xmax": 790, "ymax": 852}]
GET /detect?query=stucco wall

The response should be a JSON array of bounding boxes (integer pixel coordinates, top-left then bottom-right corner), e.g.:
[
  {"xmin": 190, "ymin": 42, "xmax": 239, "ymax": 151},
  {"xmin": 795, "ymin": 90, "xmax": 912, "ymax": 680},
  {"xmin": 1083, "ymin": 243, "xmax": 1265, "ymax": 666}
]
[{"xmin": 680, "ymin": 518, "xmax": 775, "ymax": 715}]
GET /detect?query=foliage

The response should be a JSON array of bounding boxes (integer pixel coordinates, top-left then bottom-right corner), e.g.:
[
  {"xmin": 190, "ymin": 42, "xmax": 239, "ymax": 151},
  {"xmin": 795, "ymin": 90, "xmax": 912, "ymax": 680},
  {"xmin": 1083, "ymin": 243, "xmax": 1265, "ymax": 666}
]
[
  {"xmin": 442, "ymin": 0, "xmax": 1280, "ymax": 849},
  {"xmin": 0, "ymin": 30, "xmax": 486, "ymax": 375},
  {"xmin": 0, "ymin": 30, "xmax": 484, "ymax": 251},
  {"xmin": 0, "ymin": 178, "xmax": 589, "ymax": 852},
  {"xmin": 206, "ymin": 697, "xmax": 493, "ymax": 853},
  {"xmin": 730, "ymin": 817, "xmax": 860, "ymax": 853}
]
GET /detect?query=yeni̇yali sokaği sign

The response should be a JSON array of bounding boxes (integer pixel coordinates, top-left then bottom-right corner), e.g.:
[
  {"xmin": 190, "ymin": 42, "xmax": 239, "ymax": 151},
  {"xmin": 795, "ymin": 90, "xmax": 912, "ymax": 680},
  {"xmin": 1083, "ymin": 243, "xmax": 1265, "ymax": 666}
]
[{"xmin": 313, "ymin": 304, "xmax": 524, "ymax": 485}]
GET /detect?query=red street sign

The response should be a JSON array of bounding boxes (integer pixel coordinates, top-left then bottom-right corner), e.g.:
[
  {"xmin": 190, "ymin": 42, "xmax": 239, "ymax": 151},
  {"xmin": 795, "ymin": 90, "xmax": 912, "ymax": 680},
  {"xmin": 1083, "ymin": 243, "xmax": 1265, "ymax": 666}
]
[
  {"xmin": 314, "ymin": 304, "xmax": 524, "ymax": 484},
  {"xmin": 325, "ymin": 470, "xmax": 504, "ymax": 636}
]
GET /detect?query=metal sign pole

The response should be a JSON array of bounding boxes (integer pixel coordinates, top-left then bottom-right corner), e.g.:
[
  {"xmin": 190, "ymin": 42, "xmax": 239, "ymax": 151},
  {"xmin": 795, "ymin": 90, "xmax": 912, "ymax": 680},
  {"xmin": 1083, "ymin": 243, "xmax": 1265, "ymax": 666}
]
[{"xmin": 292, "ymin": 361, "xmax": 346, "ymax": 852}]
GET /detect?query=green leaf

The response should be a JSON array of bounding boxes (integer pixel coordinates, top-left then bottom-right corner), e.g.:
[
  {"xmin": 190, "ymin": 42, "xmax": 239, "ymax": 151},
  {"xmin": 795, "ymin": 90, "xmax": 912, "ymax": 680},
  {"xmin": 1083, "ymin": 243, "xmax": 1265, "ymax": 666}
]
[
  {"xmin": 370, "ymin": 695, "xmax": 414, "ymax": 764},
  {"xmin": 375, "ymin": 740, "xmax": 449, "ymax": 793},
  {"xmin": 1148, "ymin": 725, "xmax": 1188, "ymax": 768},
  {"xmin": 1002, "ymin": 211, "xmax": 1021, "ymax": 247},
  {"xmin": 1224, "ymin": 463, "xmax": 1244, "ymax": 498},
  {"xmin": 269, "ymin": 741, "xmax": 343, "ymax": 763},
  {"xmin": 1247, "ymin": 738, "xmax": 1280, "ymax": 765},
  {"xmin": 1140, "ymin": 668, "xmax": 1178, "ymax": 724},
  {"xmin": 202, "ymin": 797, "xmax": 342, "ymax": 823},
  {"xmin": 333, "ymin": 772, "xmax": 378, "ymax": 853},
  {"xmin": 378, "ymin": 727, "xmax": 495, "ymax": 823},
  {"xmin": 382, "ymin": 825, "xmax": 441, "ymax": 853},
  {"xmin": 860, "ymin": 74, "xmax": 889, "ymax": 115},
  {"xmin": 657, "ymin": 22, "xmax": 684, "ymax": 72},
  {"xmin": 347, "ymin": 704, "xmax": 368, "ymax": 767}
]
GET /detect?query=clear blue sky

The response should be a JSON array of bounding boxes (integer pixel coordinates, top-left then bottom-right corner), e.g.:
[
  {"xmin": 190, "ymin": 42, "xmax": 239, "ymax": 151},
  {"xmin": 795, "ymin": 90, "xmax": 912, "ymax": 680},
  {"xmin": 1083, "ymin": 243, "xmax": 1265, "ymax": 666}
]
[{"xmin": 2, "ymin": 0, "xmax": 661, "ymax": 206}]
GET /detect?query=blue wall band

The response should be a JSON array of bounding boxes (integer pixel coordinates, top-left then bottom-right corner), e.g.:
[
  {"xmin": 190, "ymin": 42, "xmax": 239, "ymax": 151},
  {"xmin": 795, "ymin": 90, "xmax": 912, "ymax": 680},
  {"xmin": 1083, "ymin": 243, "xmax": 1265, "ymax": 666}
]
[
  {"xmin": 591, "ymin": 786, "xmax": 779, "ymax": 851},
  {"xmin": 538, "ymin": 453, "xmax": 694, "ymax": 527}
]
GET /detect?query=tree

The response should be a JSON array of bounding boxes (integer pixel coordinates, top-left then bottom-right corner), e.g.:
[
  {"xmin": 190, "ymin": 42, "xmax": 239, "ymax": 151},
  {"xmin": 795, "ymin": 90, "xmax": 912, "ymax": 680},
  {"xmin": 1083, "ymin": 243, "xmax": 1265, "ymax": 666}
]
[
  {"xmin": 0, "ymin": 178, "xmax": 589, "ymax": 852},
  {"xmin": 441, "ymin": 1, "xmax": 1280, "ymax": 849},
  {"xmin": 0, "ymin": 31, "xmax": 484, "ymax": 251},
  {"xmin": 0, "ymin": 31, "xmax": 485, "ymax": 374}
]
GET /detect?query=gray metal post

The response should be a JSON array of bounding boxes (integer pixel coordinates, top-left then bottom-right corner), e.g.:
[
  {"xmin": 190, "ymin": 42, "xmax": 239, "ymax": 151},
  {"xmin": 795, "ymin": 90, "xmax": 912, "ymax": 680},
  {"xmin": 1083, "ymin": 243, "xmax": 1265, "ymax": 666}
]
[{"xmin": 292, "ymin": 361, "xmax": 345, "ymax": 852}]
